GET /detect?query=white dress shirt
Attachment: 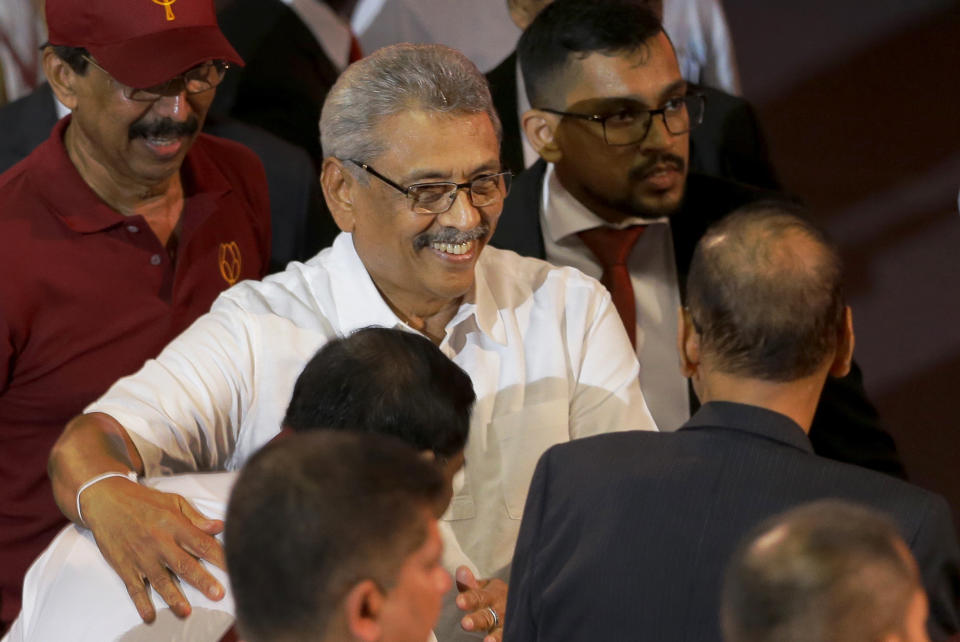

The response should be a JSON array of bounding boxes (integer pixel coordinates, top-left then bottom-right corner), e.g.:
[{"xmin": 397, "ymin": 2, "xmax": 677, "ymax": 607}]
[
  {"xmin": 540, "ymin": 163, "xmax": 690, "ymax": 433},
  {"xmin": 84, "ymin": 232, "xmax": 655, "ymax": 638},
  {"xmin": 5, "ymin": 474, "xmax": 237, "ymax": 642}
]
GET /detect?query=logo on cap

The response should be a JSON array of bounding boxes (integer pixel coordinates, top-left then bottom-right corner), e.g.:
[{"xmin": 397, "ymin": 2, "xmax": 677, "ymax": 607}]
[{"xmin": 152, "ymin": 0, "xmax": 176, "ymax": 21}]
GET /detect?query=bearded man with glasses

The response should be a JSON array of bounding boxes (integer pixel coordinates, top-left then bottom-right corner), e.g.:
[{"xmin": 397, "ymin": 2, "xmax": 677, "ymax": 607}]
[
  {"xmin": 47, "ymin": 42, "xmax": 657, "ymax": 642},
  {"xmin": 492, "ymin": 0, "xmax": 904, "ymax": 479},
  {"xmin": 0, "ymin": 0, "xmax": 273, "ymax": 631}
]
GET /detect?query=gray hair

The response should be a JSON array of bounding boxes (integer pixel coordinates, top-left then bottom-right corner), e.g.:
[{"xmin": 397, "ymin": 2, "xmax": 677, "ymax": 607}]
[
  {"xmin": 721, "ymin": 500, "xmax": 920, "ymax": 642},
  {"xmin": 320, "ymin": 43, "xmax": 502, "ymax": 165}
]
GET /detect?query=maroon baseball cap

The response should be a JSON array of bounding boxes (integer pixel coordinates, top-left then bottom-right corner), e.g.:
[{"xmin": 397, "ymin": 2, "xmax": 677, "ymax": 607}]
[{"xmin": 46, "ymin": 0, "xmax": 244, "ymax": 89}]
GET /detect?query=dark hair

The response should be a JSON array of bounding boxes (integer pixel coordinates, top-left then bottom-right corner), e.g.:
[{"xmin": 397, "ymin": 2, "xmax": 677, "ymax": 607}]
[
  {"xmin": 685, "ymin": 201, "xmax": 846, "ymax": 381},
  {"xmin": 518, "ymin": 0, "xmax": 664, "ymax": 108},
  {"xmin": 283, "ymin": 327, "xmax": 475, "ymax": 457},
  {"xmin": 47, "ymin": 44, "xmax": 90, "ymax": 74},
  {"xmin": 226, "ymin": 431, "xmax": 446, "ymax": 642},
  {"xmin": 721, "ymin": 500, "xmax": 919, "ymax": 642}
]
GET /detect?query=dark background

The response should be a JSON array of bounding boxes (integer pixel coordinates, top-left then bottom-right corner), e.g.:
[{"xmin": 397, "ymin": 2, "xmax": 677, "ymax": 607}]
[{"xmin": 724, "ymin": 0, "xmax": 960, "ymax": 530}]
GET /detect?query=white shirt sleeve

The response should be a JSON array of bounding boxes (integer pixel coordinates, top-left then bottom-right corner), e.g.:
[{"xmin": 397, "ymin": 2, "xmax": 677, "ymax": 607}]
[{"xmin": 85, "ymin": 296, "xmax": 260, "ymax": 475}]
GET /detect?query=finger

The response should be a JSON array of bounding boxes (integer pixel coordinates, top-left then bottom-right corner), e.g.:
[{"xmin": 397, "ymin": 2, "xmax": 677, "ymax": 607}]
[
  {"xmin": 484, "ymin": 631, "xmax": 504, "ymax": 642},
  {"xmin": 455, "ymin": 565, "xmax": 478, "ymax": 592},
  {"xmin": 166, "ymin": 545, "xmax": 225, "ymax": 600},
  {"xmin": 178, "ymin": 525, "xmax": 227, "ymax": 572},
  {"xmin": 145, "ymin": 564, "xmax": 192, "ymax": 618},
  {"xmin": 179, "ymin": 497, "xmax": 225, "ymax": 535},
  {"xmin": 460, "ymin": 607, "xmax": 497, "ymax": 633},
  {"xmin": 456, "ymin": 587, "xmax": 488, "ymax": 612},
  {"xmin": 121, "ymin": 572, "xmax": 157, "ymax": 623}
]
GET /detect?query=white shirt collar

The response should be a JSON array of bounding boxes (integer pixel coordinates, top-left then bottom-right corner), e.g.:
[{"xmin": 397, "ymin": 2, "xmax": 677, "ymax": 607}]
[
  {"xmin": 542, "ymin": 163, "xmax": 670, "ymax": 245},
  {"xmin": 327, "ymin": 232, "xmax": 506, "ymax": 346}
]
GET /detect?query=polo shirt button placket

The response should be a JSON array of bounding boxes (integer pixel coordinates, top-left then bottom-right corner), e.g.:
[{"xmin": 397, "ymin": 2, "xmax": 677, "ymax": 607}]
[
  {"xmin": 150, "ymin": 254, "xmax": 162, "ymax": 266},
  {"xmin": 127, "ymin": 225, "xmax": 139, "ymax": 234}
]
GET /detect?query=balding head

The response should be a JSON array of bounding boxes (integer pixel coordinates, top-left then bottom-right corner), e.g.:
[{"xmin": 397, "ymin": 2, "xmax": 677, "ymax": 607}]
[
  {"xmin": 685, "ymin": 202, "xmax": 847, "ymax": 382},
  {"xmin": 721, "ymin": 500, "xmax": 928, "ymax": 642}
]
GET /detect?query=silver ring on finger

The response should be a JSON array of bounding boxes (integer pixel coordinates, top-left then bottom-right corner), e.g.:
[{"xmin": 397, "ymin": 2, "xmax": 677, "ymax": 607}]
[{"xmin": 486, "ymin": 606, "xmax": 500, "ymax": 630}]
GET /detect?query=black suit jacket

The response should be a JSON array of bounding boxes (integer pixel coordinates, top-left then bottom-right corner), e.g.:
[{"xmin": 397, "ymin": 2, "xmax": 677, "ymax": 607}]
[
  {"xmin": 486, "ymin": 50, "xmax": 780, "ymax": 189},
  {"xmin": 491, "ymin": 160, "xmax": 906, "ymax": 478},
  {"xmin": 505, "ymin": 402, "xmax": 960, "ymax": 642},
  {"xmin": 213, "ymin": 0, "xmax": 341, "ymax": 168},
  {"xmin": 0, "ymin": 84, "xmax": 336, "ymax": 271}
]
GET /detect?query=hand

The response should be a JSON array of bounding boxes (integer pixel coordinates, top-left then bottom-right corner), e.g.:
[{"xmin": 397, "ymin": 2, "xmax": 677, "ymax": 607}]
[
  {"xmin": 80, "ymin": 477, "xmax": 226, "ymax": 623},
  {"xmin": 455, "ymin": 566, "xmax": 507, "ymax": 642}
]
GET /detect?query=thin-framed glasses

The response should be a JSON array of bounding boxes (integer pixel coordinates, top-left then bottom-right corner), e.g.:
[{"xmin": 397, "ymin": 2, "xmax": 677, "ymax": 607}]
[
  {"xmin": 539, "ymin": 94, "xmax": 705, "ymax": 146},
  {"xmin": 81, "ymin": 55, "xmax": 230, "ymax": 102},
  {"xmin": 349, "ymin": 160, "xmax": 512, "ymax": 215}
]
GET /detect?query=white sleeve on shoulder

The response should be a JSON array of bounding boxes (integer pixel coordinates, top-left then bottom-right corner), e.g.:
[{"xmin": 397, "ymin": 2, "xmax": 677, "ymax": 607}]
[
  {"xmin": 567, "ymin": 276, "xmax": 658, "ymax": 439},
  {"xmin": 85, "ymin": 296, "xmax": 259, "ymax": 475}
]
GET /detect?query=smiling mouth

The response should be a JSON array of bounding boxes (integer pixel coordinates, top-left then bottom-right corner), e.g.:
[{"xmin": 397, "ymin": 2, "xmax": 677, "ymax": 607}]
[{"xmin": 430, "ymin": 240, "xmax": 474, "ymax": 255}]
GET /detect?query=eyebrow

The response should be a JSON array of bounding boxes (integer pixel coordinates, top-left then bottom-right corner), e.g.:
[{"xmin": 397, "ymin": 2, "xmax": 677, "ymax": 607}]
[{"xmin": 404, "ymin": 161, "xmax": 502, "ymax": 184}]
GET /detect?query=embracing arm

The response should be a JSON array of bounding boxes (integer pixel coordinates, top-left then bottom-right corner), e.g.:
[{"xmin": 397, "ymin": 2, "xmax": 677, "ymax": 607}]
[{"xmin": 48, "ymin": 412, "xmax": 226, "ymax": 623}]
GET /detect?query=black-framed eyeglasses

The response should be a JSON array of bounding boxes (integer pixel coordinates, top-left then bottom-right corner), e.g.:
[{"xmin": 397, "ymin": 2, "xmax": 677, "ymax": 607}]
[
  {"xmin": 81, "ymin": 55, "xmax": 230, "ymax": 102},
  {"xmin": 349, "ymin": 160, "xmax": 512, "ymax": 215},
  {"xmin": 539, "ymin": 94, "xmax": 705, "ymax": 146}
]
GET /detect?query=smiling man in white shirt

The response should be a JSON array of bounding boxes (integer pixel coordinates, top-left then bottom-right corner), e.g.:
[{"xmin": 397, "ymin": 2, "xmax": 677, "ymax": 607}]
[{"xmin": 47, "ymin": 43, "xmax": 656, "ymax": 642}]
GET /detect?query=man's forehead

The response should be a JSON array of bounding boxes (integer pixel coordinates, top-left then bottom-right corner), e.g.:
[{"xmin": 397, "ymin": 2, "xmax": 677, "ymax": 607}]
[
  {"xmin": 372, "ymin": 109, "xmax": 501, "ymax": 180},
  {"xmin": 559, "ymin": 33, "xmax": 683, "ymax": 106}
]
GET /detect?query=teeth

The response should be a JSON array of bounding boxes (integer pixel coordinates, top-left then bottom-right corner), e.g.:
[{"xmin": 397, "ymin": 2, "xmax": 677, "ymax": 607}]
[
  {"xmin": 431, "ymin": 240, "xmax": 473, "ymax": 255},
  {"xmin": 147, "ymin": 136, "xmax": 177, "ymax": 145}
]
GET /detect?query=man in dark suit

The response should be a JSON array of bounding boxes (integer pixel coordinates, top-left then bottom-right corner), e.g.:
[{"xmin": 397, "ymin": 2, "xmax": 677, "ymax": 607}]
[
  {"xmin": 504, "ymin": 204, "xmax": 960, "ymax": 642},
  {"xmin": 0, "ymin": 83, "xmax": 336, "ymax": 271},
  {"xmin": 490, "ymin": 0, "xmax": 903, "ymax": 477},
  {"xmin": 487, "ymin": 0, "xmax": 780, "ymax": 189}
]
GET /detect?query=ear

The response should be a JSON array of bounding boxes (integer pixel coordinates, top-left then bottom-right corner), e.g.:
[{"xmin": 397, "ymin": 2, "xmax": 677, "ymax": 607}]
[
  {"xmin": 829, "ymin": 306, "xmax": 855, "ymax": 377},
  {"xmin": 521, "ymin": 109, "xmax": 563, "ymax": 163},
  {"xmin": 43, "ymin": 47, "xmax": 82, "ymax": 111},
  {"xmin": 343, "ymin": 579, "xmax": 384, "ymax": 641},
  {"xmin": 678, "ymin": 306, "xmax": 701, "ymax": 378},
  {"xmin": 320, "ymin": 157, "xmax": 359, "ymax": 233}
]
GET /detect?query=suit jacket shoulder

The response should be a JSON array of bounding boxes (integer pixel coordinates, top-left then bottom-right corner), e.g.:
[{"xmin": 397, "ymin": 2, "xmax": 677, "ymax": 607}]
[
  {"xmin": 0, "ymin": 84, "xmax": 59, "ymax": 175},
  {"xmin": 491, "ymin": 159, "xmax": 547, "ymax": 258},
  {"xmin": 486, "ymin": 51, "xmax": 525, "ymax": 175}
]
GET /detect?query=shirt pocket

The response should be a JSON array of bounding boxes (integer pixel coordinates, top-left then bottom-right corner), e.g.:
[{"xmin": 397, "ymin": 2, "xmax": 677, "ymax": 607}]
[{"xmin": 493, "ymin": 398, "xmax": 570, "ymax": 519}]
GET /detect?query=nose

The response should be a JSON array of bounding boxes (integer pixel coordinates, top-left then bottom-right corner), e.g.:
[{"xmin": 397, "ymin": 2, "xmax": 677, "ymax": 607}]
[
  {"xmin": 639, "ymin": 112, "xmax": 672, "ymax": 150},
  {"xmin": 438, "ymin": 187, "xmax": 482, "ymax": 231},
  {"xmin": 150, "ymin": 89, "xmax": 192, "ymax": 120},
  {"xmin": 436, "ymin": 568, "xmax": 453, "ymax": 594}
]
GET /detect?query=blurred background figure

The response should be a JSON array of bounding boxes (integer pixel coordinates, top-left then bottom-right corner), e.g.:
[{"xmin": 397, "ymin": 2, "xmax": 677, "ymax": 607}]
[
  {"xmin": 722, "ymin": 500, "xmax": 933, "ymax": 642},
  {"xmin": 0, "ymin": 0, "xmax": 45, "ymax": 105}
]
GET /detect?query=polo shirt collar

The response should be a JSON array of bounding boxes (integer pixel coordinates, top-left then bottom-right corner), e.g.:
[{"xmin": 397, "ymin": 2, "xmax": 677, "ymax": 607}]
[
  {"xmin": 38, "ymin": 117, "xmax": 126, "ymax": 234},
  {"xmin": 542, "ymin": 161, "xmax": 670, "ymax": 244},
  {"xmin": 681, "ymin": 400, "xmax": 814, "ymax": 454},
  {"xmin": 326, "ymin": 233, "xmax": 506, "ymax": 345}
]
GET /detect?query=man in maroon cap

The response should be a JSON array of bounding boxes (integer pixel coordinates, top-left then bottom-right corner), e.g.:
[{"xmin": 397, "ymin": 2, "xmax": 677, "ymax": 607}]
[{"xmin": 0, "ymin": 0, "xmax": 272, "ymax": 630}]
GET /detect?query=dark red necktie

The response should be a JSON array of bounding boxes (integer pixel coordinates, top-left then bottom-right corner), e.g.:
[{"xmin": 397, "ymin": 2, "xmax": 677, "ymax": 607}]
[{"xmin": 577, "ymin": 225, "xmax": 646, "ymax": 347}]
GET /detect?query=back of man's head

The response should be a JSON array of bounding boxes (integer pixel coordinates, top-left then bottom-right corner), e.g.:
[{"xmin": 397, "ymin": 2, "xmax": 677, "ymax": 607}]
[
  {"xmin": 721, "ymin": 500, "xmax": 928, "ymax": 642},
  {"xmin": 685, "ymin": 202, "xmax": 846, "ymax": 381},
  {"xmin": 518, "ymin": 0, "xmax": 664, "ymax": 108},
  {"xmin": 226, "ymin": 431, "xmax": 448, "ymax": 642},
  {"xmin": 320, "ymin": 43, "xmax": 501, "ymax": 166},
  {"xmin": 282, "ymin": 327, "xmax": 475, "ymax": 458}
]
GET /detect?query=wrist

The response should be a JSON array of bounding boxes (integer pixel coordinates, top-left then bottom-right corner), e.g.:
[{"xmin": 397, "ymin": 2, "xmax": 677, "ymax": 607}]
[{"xmin": 75, "ymin": 470, "xmax": 139, "ymax": 527}]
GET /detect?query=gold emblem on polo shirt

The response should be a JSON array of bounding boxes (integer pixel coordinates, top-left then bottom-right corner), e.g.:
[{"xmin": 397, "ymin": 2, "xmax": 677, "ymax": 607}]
[
  {"xmin": 153, "ymin": 0, "xmax": 176, "ymax": 21},
  {"xmin": 219, "ymin": 242, "xmax": 242, "ymax": 286}
]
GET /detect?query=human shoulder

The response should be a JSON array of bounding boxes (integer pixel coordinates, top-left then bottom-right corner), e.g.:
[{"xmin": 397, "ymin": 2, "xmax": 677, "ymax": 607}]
[{"xmin": 479, "ymin": 245, "xmax": 610, "ymax": 308}]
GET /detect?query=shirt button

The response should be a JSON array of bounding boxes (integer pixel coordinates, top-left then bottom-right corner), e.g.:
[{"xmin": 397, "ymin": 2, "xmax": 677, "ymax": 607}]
[
  {"xmin": 127, "ymin": 225, "xmax": 139, "ymax": 233},
  {"xmin": 150, "ymin": 254, "xmax": 162, "ymax": 266}
]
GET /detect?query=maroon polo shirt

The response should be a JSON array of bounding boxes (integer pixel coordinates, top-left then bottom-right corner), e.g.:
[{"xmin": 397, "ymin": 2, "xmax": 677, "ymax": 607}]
[{"xmin": 0, "ymin": 117, "xmax": 271, "ymax": 628}]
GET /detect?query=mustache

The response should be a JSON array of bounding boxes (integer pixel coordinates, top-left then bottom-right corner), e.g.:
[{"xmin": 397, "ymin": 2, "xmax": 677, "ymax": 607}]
[
  {"xmin": 629, "ymin": 153, "xmax": 686, "ymax": 180},
  {"xmin": 414, "ymin": 224, "xmax": 491, "ymax": 250},
  {"xmin": 128, "ymin": 116, "xmax": 200, "ymax": 140}
]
